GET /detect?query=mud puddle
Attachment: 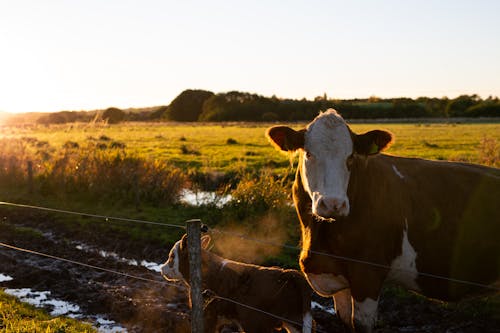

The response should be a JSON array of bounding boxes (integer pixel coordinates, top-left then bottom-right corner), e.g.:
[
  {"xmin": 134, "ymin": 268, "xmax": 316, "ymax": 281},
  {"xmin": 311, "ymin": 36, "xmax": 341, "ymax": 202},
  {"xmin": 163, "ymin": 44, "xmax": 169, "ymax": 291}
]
[{"xmin": 1, "ymin": 210, "xmax": 498, "ymax": 332}]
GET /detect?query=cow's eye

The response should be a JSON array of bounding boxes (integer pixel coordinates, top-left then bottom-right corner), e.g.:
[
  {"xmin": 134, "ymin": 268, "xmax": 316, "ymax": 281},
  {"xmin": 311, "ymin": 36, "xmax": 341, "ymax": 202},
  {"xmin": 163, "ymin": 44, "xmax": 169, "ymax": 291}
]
[{"xmin": 305, "ymin": 151, "xmax": 312, "ymax": 159}]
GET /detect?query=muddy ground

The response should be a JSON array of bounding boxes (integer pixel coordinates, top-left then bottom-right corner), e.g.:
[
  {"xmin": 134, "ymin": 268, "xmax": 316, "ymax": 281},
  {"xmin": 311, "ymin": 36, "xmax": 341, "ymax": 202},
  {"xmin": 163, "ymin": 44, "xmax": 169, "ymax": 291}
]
[{"xmin": 0, "ymin": 209, "xmax": 498, "ymax": 332}]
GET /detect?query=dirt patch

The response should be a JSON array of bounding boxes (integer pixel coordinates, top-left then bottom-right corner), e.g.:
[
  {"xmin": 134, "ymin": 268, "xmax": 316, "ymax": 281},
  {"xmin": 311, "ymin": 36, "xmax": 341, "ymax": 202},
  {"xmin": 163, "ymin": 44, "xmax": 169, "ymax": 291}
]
[{"xmin": 0, "ymin": 210, "xmax": 499, "ymax": 332}]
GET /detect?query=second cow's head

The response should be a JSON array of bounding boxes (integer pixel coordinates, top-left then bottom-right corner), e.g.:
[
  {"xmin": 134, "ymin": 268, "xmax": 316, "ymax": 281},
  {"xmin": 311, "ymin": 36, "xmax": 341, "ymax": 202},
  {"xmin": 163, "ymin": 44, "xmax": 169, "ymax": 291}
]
[{"xmin": 267, "ymin": 109, "xmax": 393, "ymax": 219}]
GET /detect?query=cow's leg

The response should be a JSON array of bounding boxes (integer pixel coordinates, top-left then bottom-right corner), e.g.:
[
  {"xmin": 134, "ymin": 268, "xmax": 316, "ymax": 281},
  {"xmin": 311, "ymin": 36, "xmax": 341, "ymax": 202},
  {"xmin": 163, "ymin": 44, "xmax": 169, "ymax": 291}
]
[
  {"xmin": 203, "ymin": 299, "xmax": 219, "ymax": 333},
  {"xmin": 349, "ymin": 269, "xmax": 384, "ymax": 333},
  {"xmin": 351, "ymin": 265, "xmax": 387, "ymax": 333},
  {"xmin": 333, "ymin": 288, "xmax": 354, "ymax": 331},
  {"xmin": 352, "ymin": 297, "xmax": 378, "ymax": 333}
]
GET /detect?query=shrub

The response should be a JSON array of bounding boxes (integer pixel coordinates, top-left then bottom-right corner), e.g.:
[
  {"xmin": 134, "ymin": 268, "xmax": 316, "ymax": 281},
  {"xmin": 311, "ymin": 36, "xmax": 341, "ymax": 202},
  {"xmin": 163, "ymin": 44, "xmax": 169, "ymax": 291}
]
[
  {"xmin": 478, "ymin": 137, "xmax": 500, "ymax": 167},
  {"xmin": 102, "ymin": 107, "xmax": 125, "ymax": 124},
  {"xmin": 228, "ymin": 169, "xmax": 291, "ymax": 214},
  {"xmin": 0, "ymin": 138, "xmax": 187, "ymax": 206}
]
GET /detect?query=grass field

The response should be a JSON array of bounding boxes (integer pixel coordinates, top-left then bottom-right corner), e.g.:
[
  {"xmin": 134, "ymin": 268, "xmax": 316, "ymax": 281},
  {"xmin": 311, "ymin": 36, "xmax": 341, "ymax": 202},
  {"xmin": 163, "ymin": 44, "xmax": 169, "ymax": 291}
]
[
  {"xmin": 1, "ymin": 121, "xmax": 499, "ymax": 173},
  {"xmin": 1, "ymin": 120, "xmax": 499, "ymax": 331}
]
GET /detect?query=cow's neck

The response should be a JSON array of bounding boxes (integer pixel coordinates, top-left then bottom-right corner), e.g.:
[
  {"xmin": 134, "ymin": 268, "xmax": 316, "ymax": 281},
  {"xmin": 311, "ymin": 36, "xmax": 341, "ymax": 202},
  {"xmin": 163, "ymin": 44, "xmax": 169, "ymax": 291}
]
[{"xmin": 202, "ymin": 251, "xmax": 239, "ymax": 294}]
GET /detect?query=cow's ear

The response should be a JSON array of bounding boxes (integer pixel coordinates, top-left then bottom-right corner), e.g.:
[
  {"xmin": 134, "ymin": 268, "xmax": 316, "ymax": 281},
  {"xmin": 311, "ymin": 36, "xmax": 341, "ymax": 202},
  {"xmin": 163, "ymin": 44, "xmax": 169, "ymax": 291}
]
[
  {"xmin": 266, "ymin": 126, "xmax": 305, "ymax": 152},
  {"xmin": 180, "ymin": 234, "xmax": 188, "ymax": 250},
  {"xmin": 354, "ymin": 130, "xmax": 394, "ymax": 155},
  {"xmin": 201, "ymin": 235, "xmax": 211, "ymax": 250}
]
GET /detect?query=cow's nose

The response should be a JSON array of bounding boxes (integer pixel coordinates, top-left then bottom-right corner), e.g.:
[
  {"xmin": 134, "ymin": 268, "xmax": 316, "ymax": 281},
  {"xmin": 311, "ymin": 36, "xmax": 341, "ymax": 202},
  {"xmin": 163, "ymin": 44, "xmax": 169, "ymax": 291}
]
[{"xmin": 317, "ymin": 197, "xmax": 348, "ymax": 217}]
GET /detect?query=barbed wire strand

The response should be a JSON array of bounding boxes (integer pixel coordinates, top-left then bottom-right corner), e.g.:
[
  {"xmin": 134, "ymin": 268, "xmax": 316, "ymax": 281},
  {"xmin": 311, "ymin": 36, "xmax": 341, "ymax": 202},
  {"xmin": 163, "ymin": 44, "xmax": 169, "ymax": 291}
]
[
  {"xmin": 0, "ymin": 241, "xmax": 322, "ymax": 332},
  {"xmin": 0, "ymin": 201, "xmax": 185, "ymax": 229},
  {"xmin": 0, "ymin": 241, "xmax": 177, "ymax": 288},
  {"xmin": 210, "ymin": 228, "xmax": 500, "ymax": 292},
  {"xmin": 1, "ymin": 200, "xmax": 498, "ymax": 291},
  {"xmin": 213, "ymin": 295, "xmax": 325, "ymax": 333}
]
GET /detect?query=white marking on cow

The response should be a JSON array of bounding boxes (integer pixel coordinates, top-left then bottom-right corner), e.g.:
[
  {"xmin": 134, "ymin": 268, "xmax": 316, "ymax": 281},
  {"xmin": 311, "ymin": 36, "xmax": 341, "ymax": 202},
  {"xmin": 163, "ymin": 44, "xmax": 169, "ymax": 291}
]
[
  {"xmin": 392, "ymin": 165, "xmax": 405, "ymax": 179},
  {"xmin": 302, "ymin": 109, "xmax": 353, "ymax": 218},
  {"xmin": 388, "ymin": 221, "xmax": 420, "ymax": 291},
  {"xmin": 220, "ymin": 259, "xmax": 230, "ymax": 271},
  {"xmin": 160, "ymin": 241, "xmax": 183, "ymax": 281},
  {"xmin": 302, "ymin": 311, "xmax": 313, "ymax": 333},
  {"xmin": 306, "ymin": 273, "xmax": 349, "ymax": 296},
  {"xmin": 354, "ymin": 297, "xmax": 378, "ymax": 332}
]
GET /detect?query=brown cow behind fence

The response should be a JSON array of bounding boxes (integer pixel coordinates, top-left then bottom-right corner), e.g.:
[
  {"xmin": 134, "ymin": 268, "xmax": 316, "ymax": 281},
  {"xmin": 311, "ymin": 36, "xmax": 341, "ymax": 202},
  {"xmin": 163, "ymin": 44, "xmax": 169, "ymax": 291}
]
[
  {"xmin": 267, "ymin": 109, "xmax": 500, "ymax": 332},
  {"xmin": 161, "ymin": 234, "xmax": 315, "ymax": 333}
]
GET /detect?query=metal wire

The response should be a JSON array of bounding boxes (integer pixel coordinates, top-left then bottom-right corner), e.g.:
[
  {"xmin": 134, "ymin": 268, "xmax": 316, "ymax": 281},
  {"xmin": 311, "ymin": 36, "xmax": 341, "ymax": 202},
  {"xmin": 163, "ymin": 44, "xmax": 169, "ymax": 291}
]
[
  {"xmin": 0, "ymin": 201, "xmax": 186, "ymax": 229},
  {"xmin": 211, "ymin": 228, "xmax": 500, "ymax": 292},
  {"xmin": 0, "ymin": 241, "xmax": 176, "ymax": 287},
  {"xmin": 1, "ymin": 200, "xmax": 498, "ymax": 291},
  {"xmin": 0, "ymin": 241, "xmax": 324, "ymax": 332},
  {"xmin": 213, "ymin": 295, "xmax": 326, "ymax": 333}
]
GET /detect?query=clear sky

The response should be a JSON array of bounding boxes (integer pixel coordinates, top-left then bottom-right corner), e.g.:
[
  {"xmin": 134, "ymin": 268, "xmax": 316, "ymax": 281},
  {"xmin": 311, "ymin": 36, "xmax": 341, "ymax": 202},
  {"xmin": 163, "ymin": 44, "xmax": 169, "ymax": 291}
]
[{"xmin": 1, "ymin": 0, "xmax": 499, "ymax": 113}]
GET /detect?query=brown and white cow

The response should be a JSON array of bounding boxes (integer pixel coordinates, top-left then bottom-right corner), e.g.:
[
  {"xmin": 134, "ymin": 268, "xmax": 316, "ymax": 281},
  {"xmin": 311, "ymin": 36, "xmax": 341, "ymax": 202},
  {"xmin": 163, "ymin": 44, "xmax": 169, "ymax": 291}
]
[
  {"xmin": 160, "ymin": 234, "xmax": 315, "ymax": 333},
  {"xmin": 267, "ymin": 109, "xmax": 500, "ymax": 332}
]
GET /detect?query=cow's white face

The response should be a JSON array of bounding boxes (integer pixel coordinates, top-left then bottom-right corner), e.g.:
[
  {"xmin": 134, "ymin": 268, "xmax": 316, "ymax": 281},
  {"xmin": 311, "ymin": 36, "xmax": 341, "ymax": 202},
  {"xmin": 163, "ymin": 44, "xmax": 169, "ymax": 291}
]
[
  {"xmin": 266, "ymin": 108, "xmax": 393, "ymax": 220},
  {"xmin": 160, "ymin": 240, "xmax": 184, "ymax": 282},
  {"xmin": 302, "ymin": 111, "xmax": 353, "ymax": 218}
]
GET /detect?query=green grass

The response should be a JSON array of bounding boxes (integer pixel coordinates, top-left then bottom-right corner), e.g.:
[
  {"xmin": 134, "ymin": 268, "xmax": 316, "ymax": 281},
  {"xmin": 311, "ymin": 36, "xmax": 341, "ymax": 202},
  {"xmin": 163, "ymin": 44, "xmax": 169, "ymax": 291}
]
[
  {"xmin": 0, "ymin": 121, "xmax": 498, "ymax": 248},
  {"xmin": 0, "ymin": 290, "xmax": 96, "ymax": 332},
  {"xmin": 2, "ymin": 122, "xmax": 499, "ymax": 174},
  {"xmin": 1, "ymin": 121, "xmax": 498, "ymax": 329}
]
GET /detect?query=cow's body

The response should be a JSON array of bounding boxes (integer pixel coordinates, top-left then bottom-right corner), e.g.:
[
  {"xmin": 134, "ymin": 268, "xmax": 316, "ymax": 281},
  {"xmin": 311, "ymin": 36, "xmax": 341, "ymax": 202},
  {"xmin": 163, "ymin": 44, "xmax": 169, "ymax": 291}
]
[
  {"xmin": 161, "ymin": 234, "xmax": 315, "ymax": 333},
  {"xmin": 267, "ymin": 109, "xmax": 500, "ymax": 332}
]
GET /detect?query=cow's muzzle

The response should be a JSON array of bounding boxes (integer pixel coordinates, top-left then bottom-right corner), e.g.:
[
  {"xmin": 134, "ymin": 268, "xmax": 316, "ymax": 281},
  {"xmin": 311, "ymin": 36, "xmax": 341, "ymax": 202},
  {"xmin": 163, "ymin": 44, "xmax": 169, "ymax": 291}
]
[{"xmin": 314, "ymin": 196, "xmax": 350, "ymax": 218}]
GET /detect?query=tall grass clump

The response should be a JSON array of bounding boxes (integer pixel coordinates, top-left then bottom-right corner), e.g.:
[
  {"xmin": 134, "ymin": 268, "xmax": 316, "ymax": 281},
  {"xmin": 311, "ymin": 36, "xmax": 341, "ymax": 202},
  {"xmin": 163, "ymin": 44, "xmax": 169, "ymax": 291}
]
[
  {"xmin": 0, "ymin": 137, "xmax": 187, "ymax": 206},
  {"xmin": 225, "ymin": 169, "xmax": 292, "ymax": 218},
  {"xmin": 477, "ymin": 137, "xmax": 500, "ymax": 167}
]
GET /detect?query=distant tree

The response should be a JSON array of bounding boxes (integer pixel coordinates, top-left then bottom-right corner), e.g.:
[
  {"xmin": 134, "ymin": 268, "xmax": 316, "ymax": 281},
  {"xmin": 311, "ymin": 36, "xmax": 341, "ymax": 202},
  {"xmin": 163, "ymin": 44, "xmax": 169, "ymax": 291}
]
[
  {"xmin": 166, "ymin": 89, "xmax": 214, "ymax": 121},
  {"xmin": 445, "ymin": 95, "xmax": 480, "ymax": 117},
  {"xmin": 464, "ymin": 102, "xmax": 500, "ymax": 117},
  {"xmin": 148, "ymin": 105, "xmax": 168, "ymax": 120},
  {"xmin": 102, "ymin": 107, "xmax": 125, "ymax": 124}
]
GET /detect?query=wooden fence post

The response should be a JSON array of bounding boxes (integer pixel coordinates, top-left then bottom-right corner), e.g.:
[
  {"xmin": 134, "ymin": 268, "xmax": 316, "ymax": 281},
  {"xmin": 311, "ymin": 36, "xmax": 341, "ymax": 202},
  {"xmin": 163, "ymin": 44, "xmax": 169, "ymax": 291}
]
[{"xmin": 186, "ymin": 219, "xmax": 204, "ymax": 333}]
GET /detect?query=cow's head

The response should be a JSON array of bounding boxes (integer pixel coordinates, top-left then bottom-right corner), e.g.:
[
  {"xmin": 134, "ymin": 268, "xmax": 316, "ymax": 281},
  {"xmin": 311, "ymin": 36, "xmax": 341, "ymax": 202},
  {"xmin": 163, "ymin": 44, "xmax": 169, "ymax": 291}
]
[
  {"xmin": 267, "ymin": 109, "xmax": 393, "ymax": 219},
  {"xmin": 160, "ymin": 234, "xmax": 211, "ymax": 283}
]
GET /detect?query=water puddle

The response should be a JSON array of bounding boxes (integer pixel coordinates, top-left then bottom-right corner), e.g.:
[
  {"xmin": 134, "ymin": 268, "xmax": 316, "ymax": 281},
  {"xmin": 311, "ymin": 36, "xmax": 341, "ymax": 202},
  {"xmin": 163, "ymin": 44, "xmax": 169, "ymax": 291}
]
[
  {"xmin": 1, "ymin": 274, "xmax": 126, "ymax": 332},
  {"xmin": 180, "ymin": 189, "xmax": 232, "ymax": 208},
  {"xmin": 312, "ymin": 301, "xmax": 336, "ymax": 315},
  {"xmin": 75, "ymin": 243, "xmax": 162, "ymax": 272},
  {"xmin": 0, "ymin": 273, "xmax": 13, "ymax": 282},
  {"xmin": 4, "ymin": 288, "xmax": 81, "ymax": 317}
]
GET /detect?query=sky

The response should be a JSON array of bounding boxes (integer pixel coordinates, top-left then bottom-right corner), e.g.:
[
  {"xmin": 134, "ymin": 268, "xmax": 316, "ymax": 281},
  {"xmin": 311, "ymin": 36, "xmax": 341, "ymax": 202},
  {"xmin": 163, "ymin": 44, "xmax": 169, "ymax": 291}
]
[{"xmin": 1, "ymin": 0, "xmax": 499, "ymax": 113}]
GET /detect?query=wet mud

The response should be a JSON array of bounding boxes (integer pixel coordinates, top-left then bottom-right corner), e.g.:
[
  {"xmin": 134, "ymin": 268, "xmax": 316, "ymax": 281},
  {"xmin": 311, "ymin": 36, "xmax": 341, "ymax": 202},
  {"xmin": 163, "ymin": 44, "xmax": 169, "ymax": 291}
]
[{"xmin": 0, "ymin": 210, "xmax": 498, "ymax": 332}]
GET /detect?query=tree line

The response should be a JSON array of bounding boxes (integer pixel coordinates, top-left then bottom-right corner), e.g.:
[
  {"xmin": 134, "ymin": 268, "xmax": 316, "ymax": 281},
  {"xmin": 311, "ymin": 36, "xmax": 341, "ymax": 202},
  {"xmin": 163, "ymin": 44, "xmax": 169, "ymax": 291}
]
[
  {"xmin": 164, "ymin": 90, "xmax": 500, "ymax": 122},
  {"xmin": 5, "ymin": 89, "xmax": 499, "ymax": 125}
]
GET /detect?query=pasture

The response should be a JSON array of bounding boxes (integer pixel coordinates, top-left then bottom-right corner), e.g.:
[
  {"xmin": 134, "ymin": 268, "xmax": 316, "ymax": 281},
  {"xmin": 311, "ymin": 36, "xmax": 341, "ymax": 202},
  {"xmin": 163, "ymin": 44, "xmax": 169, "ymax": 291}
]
[
  {"xmin": 1, "ymin": 120, "xmax": 499, "ymax": 332},
  {"xmin": 2, "ymin": 121, "xmax": 499, "ymax": 173}
]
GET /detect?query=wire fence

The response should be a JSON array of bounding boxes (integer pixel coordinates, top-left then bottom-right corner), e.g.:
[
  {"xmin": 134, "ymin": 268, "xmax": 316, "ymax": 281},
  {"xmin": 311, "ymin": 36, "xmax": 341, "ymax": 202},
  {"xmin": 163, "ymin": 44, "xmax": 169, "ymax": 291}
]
[
  {"xmin": 0, "ymin": 199, "xmax": 499, "ymax": 332},
  {"xmin": 1, "ymin": 200, "xmax": 498, "ymax": 292},
  {"xmin": 0, "ymin": 240, "xmax": 321, "ymax": 332}
]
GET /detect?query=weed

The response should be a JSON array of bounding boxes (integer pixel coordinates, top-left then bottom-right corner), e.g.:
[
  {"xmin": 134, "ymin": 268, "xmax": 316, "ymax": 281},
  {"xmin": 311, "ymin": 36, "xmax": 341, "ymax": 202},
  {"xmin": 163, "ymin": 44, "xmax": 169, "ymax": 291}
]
[
  {"xmin": 110, "ymin": 141, "xmax": 126, "ymax": 149},
  {"xmin": 423, "ymin": 141, "xmax": 439, "ymax": 148},
  {"xmin": 63, "ymin": 141, "xmax": 80, "ymax": 149},
  {"xmin": 99, "ymin": 135, "xmax": 111, "ymax": 141},
  {"xmin": 477, "ymin": 137, "xmax": 500, "ymax": 167},
  {"xmin": 180, "ymin": 144, "xmax": 200, "ymax": 155}
]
